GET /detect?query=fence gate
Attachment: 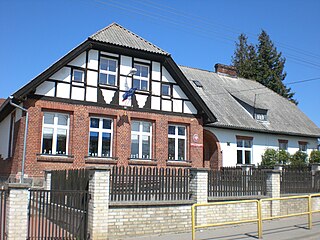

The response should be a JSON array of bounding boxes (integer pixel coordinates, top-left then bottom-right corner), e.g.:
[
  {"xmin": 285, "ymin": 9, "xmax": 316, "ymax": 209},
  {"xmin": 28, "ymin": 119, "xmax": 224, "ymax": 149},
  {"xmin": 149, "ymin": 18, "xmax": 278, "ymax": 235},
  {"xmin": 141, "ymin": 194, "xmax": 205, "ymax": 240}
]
[
  {"xmin": 0, "ymin": 190, "xmax": 6, "ymax": 240},
  {"xmin": 28, "ymin": 190, "xmax": 89, "ymax": 240}
]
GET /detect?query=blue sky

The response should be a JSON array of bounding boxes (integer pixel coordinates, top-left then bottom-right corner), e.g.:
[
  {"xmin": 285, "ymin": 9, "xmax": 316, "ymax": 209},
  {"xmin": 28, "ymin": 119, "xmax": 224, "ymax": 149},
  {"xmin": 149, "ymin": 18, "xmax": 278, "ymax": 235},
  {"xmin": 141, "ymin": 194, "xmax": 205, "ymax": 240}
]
[{"xmin": 1, "ymin": 0, "xmax": 319, "ymax": 127}]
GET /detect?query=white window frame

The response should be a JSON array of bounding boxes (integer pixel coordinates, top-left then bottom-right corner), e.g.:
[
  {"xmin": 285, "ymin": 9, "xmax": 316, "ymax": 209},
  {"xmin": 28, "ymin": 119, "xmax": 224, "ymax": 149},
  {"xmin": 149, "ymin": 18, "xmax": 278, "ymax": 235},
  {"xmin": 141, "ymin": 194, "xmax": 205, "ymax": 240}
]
[
  {"xmin": 72, "ymin": 69, "xmax": 84, "ymax": 82},
  {"xmin": 133, "ymin": 64, "xmax": 149, "ymax": 91},
  {"xmin": 41, "ymin": 112, "xmax": 69, "ymax": 155},
  {"xmin": 130, "ymin": 121, "xmax": 152, "ymax": 159},
  {"xmin": 99, "ymin": 57, "xmax": 118, "ymax": 86},
  {"xmin": 236, "ymin": 138, "xmax": 253, "ymax": 164},
  {"xmin": 168, "ymin": 125, "xmax": 187, "ymax": 161},
  {"xmin": 88, "ymin": 117, "xmax": 113, "ymax": 157},
  {"xmin": 161, "ymin": 83, "xmax": 171, "ymax": 97}
]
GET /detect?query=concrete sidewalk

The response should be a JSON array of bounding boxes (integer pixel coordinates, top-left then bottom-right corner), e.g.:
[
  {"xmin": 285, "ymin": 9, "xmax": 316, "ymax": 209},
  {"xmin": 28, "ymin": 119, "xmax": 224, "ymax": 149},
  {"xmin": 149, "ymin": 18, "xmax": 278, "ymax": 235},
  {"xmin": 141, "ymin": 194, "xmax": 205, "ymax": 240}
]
[{"xmin": 125, "ymin": 214, "xmax": 320, "ymax": 240}]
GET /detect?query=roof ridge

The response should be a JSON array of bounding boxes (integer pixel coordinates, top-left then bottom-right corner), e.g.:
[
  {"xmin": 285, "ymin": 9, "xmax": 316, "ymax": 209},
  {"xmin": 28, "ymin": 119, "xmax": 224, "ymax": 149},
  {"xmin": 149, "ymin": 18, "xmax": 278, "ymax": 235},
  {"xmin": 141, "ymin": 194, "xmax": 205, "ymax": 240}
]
[{"xmin": 90, "ymin": 22, "xmax": 117, "ymax": 39}]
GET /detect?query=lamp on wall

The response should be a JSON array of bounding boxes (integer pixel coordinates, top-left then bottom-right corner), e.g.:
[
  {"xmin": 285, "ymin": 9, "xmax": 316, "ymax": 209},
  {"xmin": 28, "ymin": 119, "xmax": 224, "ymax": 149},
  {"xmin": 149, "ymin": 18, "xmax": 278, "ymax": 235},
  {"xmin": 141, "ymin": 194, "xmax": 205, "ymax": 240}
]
[{"xmin": 127, "ymin": 68, "xmax": 137, "ymax": 76}]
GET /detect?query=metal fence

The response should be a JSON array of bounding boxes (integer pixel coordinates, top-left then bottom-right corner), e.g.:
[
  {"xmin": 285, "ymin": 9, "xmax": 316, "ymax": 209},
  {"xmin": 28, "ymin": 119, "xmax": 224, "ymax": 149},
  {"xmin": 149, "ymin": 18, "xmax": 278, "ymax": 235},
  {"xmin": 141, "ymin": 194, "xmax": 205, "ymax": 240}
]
[
  {"xmin": 110, "ymin": 166, "xmax": 191, "ymax": 202},
  {"xmin": 28, "ymin": 189, "xmax": 89, "ymax": 240},
  {"xmin": 51, "ymin": 168, "xmax": 89, "ymax": 191},
  {"xmin": 0, "ymin": 190, "xmax": 6, "ymax": 240},
  {"xmin": 208, "ymin": 168, "xmax": 267, "ymax": 198}
]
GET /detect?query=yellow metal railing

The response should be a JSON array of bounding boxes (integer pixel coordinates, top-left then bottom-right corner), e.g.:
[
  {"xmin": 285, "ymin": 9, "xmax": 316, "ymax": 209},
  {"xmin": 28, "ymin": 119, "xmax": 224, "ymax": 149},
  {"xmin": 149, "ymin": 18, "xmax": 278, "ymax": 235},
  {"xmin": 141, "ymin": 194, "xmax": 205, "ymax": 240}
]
[{"xmin": 191, "ymin": 193, "xmax": 320, "ymax": 240}]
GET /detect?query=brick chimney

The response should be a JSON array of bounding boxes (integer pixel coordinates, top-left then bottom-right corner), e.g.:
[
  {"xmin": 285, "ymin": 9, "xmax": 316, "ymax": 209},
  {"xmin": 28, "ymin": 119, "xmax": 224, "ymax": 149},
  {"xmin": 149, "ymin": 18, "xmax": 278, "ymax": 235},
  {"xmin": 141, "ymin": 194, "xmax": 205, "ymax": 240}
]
[{"xmin": 214, "ymin": 63, "xmax": 237, "ymax": 77}]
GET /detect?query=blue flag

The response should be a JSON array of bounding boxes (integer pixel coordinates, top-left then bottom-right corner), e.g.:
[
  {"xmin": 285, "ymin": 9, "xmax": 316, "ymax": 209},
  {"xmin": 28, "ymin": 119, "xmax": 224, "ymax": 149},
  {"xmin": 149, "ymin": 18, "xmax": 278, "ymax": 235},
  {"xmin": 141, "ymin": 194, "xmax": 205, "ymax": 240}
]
[{"xmin": 122, "ymin": 88, "xmax": 137, "ymax": 102}]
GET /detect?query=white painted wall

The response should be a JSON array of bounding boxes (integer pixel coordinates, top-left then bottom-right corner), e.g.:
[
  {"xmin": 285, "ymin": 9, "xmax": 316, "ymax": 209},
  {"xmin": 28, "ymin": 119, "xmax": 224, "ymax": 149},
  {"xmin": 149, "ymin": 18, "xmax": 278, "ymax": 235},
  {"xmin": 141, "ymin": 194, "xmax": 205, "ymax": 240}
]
[
  {"xmin": 56, "ymin": 83, "xmax": 70, "ymax": 98},
  {"xmin": 0, "ymin": 114, "xmax": 11, "ymax": 159},
  {"xmin": 88, "ymin": 50, "xmax": 99, "ymax": 70},
  {"xmin": 50, "ymin": 67, "xmax": 71, "ymax": 82},
  {"xmin": 87, "ymin": 70, "xmax": 98, "ymax": 87},
  {"xmin": 35, "ymin": 81, "xmax": 55, "ymax": 97},
  {"xmin": 206, "ymin": 127, "xmax": 319, "ymax": 167},
  {"xmin": 162, "ymin": 67, "xmax": 176, "ymax": 83},
  {"xmin": 120, "ymin": 56, "xmax": 132, "ymax": 75},
  {"xmin": 71, "ymin": 87, "xmax": 85, "ymax": 101},
  {"xmin": 152, "ymin": 62, "xmax": 161, "ymax": 81},
  {"xmin": 69, "ymin": 52, "xmax": 86, "ymax": 68},
  {"xmin": 184, "ymin": 101, "xmax": 197, "ymax": 114}
]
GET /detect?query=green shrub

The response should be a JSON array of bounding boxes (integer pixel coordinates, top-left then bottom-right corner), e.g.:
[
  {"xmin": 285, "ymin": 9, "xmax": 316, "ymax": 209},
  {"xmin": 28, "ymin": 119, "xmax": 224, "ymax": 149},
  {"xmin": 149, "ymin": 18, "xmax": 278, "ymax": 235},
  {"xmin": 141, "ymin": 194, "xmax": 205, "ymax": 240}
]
[
  {"xmin": 278, "ymin": 149, "xmax": 290, "ymax": 165},
  {"xmin": 261, "ymin": 149, "xmax": 278, "ymax": 167},
  {"xmin": 290, "ymin": 151, "xmax": 308, "ymax": 167},
  {"xmin": 309, "ymin": 150, "xmax": 320, "ymax": 164}
]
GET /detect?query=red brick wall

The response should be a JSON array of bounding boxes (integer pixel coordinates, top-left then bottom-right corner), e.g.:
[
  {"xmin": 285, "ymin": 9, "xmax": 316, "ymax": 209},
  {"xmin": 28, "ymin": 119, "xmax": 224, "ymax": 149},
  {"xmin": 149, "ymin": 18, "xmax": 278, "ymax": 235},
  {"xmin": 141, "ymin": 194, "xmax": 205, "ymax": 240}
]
[{"xmin": 4, "ymin": 98, "xmax": 204, "ymax": 179}]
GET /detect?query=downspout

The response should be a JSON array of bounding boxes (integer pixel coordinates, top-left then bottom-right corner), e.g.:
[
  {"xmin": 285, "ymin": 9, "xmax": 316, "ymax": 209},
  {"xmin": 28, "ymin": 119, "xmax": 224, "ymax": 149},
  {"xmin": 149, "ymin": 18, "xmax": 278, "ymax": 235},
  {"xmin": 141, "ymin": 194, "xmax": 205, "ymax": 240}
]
[{"xmin": 9, "ymin": 96, "xmax": 28, "ymax": 183}]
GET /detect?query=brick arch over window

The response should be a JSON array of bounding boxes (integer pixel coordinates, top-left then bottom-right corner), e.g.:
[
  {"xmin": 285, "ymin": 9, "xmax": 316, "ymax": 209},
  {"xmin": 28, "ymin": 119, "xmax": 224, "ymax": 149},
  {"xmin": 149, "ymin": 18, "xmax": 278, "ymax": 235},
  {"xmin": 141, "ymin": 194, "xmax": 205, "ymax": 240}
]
[{"xmin": 203, "ymin": 130, "xmax": 222, "ymax": 170}]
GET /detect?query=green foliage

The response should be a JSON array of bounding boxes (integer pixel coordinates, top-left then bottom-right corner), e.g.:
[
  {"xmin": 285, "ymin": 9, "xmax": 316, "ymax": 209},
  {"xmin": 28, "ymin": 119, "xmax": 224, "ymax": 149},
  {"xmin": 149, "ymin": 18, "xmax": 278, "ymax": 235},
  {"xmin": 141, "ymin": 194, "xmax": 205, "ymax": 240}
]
[
  {"xmin": 309, "ymin": 150, "xmax": 320, "ymax": 164},
  {"xmin": 261, "ymin": 148, "xmax": 290, "ymax": 167},
  {"xmin": 290, "ymin": 151, "xmax": 308, "ymax": 167},
  {"xmin": 278, "ymin": 149, "xmax": 290, "ymax": 165},
  {"xmin": 232, "ymin": 30, "xmax": 297, "ymax": 104}
]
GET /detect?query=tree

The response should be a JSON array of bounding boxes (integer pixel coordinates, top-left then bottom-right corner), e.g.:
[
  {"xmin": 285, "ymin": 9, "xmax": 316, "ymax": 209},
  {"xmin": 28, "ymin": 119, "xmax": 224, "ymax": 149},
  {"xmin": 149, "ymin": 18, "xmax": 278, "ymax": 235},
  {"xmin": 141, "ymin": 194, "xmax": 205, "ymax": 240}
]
[
  {"xmin": 290, "ymin": 151, "xmax": 308, "ymax": 167},
  {"xmin": 232, "ymin": 30, "xmax": 297, "ymax": 104},
  {"xmin": 261, "ymin": 148, "xmax": 278, "ymax": 167},
  {"xmin": 309, "ymin": 150, "xmax": 320, "ymax": 164}
]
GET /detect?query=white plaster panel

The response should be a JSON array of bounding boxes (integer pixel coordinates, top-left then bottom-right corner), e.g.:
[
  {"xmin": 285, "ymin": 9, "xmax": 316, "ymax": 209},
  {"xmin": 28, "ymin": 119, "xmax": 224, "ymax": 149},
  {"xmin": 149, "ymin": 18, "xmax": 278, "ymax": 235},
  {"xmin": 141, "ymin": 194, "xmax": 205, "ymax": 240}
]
[
  {"xmin": 102, "ymin": 89, "xmax": 115, "ymax": 104},
  {"xmin": 183, "ymin": 101, "xmax": 197, "ymax": 114},
  {"xmin": 152, "ymin": 62, "xmax": 161, "ymax": 81},
  {"xmin": 71, "ymin": 87, "xmax": 85, "ymax": 101},
  {"xmin": 151, "ymin": 96, "xmax": 160, "ymax": 110},
  {"xmin": 136, "ymin": 94, "xmax": 148, "ymax": 108},
  {"xmin": 162, "ymin": 67, "xmax": 176, "ymax": 83},
  {"xmin": 120, "ymin": 56, "xmax": 133, "ymax": 75},
  {"xmin": 173, "ymin": 85, "xmax": 187, "ymax": 99},
  {"xmin": 119, "ymin": 91, "xmax": 132, "ymax": 107},
  {"xmin": 86, "ymin": 87, "xmax": 97, "ymax": 102},
  {"xmin": 172, "ymin": 99, "xmax": 183, "ymax": 113},
  {"xmin": 208, "ymin": 127, "xmax": 319, "ymax": 167},
  {"xmin": 161, "ymin": 99, "xmax": 172, "ymax": 112},
  {"xmin": 88, "ymin": 50, "xmax": 99, "ymax": 70},
  {"xmin": 152, "ymin": 81, "xmax": 161, "ymax": 96},
  {"xmin": 134, "ymin": 58, "xmax": 150, "ymax": 64},
  {"xmin": 56, "ymin": 83, "xmax": 70, "ymax": 99},
  {"xmin": 35, "ymin": 81, "xmax": 55, "ymax": 97},
  {"xmin": 0, "ymin": 114, "xmax": 11, "ymax": 159},
  {"xmin": 87, "ymin": 70, "xmax": 98, "ymax": 87},
  {"xmin": 50, "ymin": 67, "xmax": 71, "ymax": 82},
  {"xmin": 68, "ymin": 52, "xmax": 86, "ymax": 68},
  {"xmin": 120, "ymin": 76, "xmax": 132, "ymax": 91}
]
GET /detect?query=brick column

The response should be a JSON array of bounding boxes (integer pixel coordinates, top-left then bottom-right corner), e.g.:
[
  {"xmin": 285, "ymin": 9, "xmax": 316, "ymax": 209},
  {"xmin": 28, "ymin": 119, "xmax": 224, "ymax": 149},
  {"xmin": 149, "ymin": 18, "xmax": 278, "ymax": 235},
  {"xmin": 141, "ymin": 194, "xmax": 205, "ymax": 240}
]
[
  {"xmin": 6, "ymin": 183, "xmax": 30, "ymax": 240},
  {"xmin": 87, "ymin": 167, "xmax": 111, "ymax": 240},
  {"xmin": 266, "ymin": 170, "xmax": 281, "ymax": 217},
  {"xmin": 44, "ymin": 170, "xmax": 52, "ymax": 190},
  {"xmin": 190, "ymin": 168, "xmax": 208, "ymax": 226}
]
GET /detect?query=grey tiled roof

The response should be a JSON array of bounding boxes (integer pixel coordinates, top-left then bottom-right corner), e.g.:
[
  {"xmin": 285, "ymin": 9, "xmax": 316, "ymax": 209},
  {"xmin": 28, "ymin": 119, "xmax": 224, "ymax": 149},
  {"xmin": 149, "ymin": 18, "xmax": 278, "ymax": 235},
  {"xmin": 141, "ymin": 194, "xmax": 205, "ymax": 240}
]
[
  {"xmin": 180, "ymin": 66, "xmax": 320, "ymax": 137},
  {"xmin": 89, "ymin": 23, "xmax": 169, "ymax": 56}
]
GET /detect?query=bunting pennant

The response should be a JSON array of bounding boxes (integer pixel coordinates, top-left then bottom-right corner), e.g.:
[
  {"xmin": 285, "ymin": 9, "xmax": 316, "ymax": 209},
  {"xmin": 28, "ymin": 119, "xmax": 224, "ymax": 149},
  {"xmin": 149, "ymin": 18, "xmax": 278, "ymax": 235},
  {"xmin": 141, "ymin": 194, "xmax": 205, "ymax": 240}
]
[{"xmin": 122, "ymin": 88, "xmax": 137, "ymax": 102}]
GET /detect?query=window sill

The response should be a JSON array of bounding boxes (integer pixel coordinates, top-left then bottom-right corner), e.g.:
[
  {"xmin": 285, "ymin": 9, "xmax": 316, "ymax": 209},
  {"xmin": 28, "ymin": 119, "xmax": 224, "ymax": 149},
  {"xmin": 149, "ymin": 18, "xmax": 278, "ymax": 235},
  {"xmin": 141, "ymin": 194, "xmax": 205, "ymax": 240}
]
[
  {"xmin": 166, "ymin": 160, "xmax": 191, "ymax": 167},
  {"xmin": 98, "ymin": 84, "xmax": 119, "ymax": 90},
  {"xmin": 128, "ymin": 158, "xmax": 157, "ymax": 166},
  {"xmin": 85, "ymin": 156, "xmax": 118, "ymax": 165},
  {"xmin": 36, "ymin": 154, "xmax": 74, "ymax": 163}
]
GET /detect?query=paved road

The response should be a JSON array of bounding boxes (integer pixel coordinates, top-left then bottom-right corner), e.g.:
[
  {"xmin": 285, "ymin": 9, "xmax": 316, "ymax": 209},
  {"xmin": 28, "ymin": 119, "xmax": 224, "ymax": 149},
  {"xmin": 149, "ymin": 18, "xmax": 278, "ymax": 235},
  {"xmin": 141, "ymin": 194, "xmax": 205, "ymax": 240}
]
[{"xmin": 126, "ymin": 214, "xmax": 320, "ymax": 240}]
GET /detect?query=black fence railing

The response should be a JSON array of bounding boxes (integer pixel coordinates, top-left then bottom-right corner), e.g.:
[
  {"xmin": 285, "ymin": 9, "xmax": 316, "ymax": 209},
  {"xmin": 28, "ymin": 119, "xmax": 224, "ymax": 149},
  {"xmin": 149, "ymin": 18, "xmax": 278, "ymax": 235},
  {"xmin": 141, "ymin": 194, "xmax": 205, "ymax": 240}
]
[
  {"xmin": 208, "ymin": 168, "xmax": 267, "ymax": 198},
  {"xmin": 28, "ymin": 190, "xmax": 89, "ymax": 240},
  {"xmin": 110, "ymin": 166, "xmax": 190, "ymax": 202},
  {"xmin": 51, "ymin": 168, "xmax": 89, "ymax": 191},
  {"xmin": 0, "ymin": 190, "xmax": 6, "ymax": 240}
]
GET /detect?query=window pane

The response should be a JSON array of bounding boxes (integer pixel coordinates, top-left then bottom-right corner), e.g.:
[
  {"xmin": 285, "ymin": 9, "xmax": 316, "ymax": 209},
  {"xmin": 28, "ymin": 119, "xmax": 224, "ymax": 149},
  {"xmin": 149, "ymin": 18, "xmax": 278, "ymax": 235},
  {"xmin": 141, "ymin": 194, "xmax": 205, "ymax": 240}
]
[
  {"xmin": 142, "ymin": 135, "xmax": 150, "ymax": 159},
  {"xmin": 131, "ymin": 121, "xmax": 139, "ymax": 131},
  {"xmin": 58, "ymin": 114, "xmax": 68, "ymax": 126},
  {"xmin": 279, "ymin": 142, "xmax": 288, "ymax": 150},
  {"xmin": 178, "ymin": 139, "xmax": 185, "ymax": 160},
  {"xmin": 237, "ymin": 150, "xmax": 243, "ymax": 164},
  {"xmin": 108, "ymin": 74, "xmax": 116, "ymax": 85},
  {"xmin": 99, "ymin": 73, "xmax": 107, "ymax": 85},
  {"xmin": 56, "ymin": 129, "xmax": 67, "ymax": 154},
  {"xmin": 101, "ymin": 132, "xmax": 111, "ymax": 157},
  {"xmin": 90, "ymin": 118, "xmax": 99, "ymax": 128},
  {"xmin": 131, "ymin": 134, "xmax": 139, "ymax": 158},
  {"xmin": 141, "ymin": 80, "xmax": 148, "ymax": 91},
  {"xmin": 89, "ymin": 132, "xmax": 99, "ymax": 156},
  {"xmin": 141, "ymin": 66, "xmax": 148, "ymax": 78},
  {"xmin": 245, "ymin": 150, "xmax": 251, "ymax": 164},
  {"xmin": 103, "ymin": 119, "xmax": 112, "ymax": 129},
  {"xmin": 73, "ymin": 70, "xmax": 83, "ymax": 82},
  {"xmin": 168, "ymin": 126, "xmax": 175, "ymax": 135},
  {"xmin": 168, "ymin": 138, "xmax": 175, "ymax": 160},
  {"xmin": 134, "ymin": 64, "xmax": 141, "ymax": 76},
  {"xmin": 237, "ymin": 139, "xmax": 243, "ymax": 147},
  {"xmin": 100, "ymin": 58, "xmax": 108, "ymax": 71},
  {"xmin": 133, "ymin": 79, "xmax": 140, "ymax": 89},
  {"xmin": 178, "ymin": 126, "xmax": 185, "ymax": 136},
  {"xmin": 42, "ymin": 128, "xmax": 53, "ymax": 154},
  {"xmin": 244, "ymin": 140, "xmax": 252, "ymax": 148},
  {"xmin": 108, "ymin": 60, "xmax": 116, "ymax": 72},
  {"xmin": 162, "ymin": 84, "xmax": 170, "ymax": 96},
  {"xmin": 142, "ymin": 122, "xmax": 151, "ymax": 132},
  {"xmin": 44, "ymin": 113, "xmax": 54, "ymax": 124}
]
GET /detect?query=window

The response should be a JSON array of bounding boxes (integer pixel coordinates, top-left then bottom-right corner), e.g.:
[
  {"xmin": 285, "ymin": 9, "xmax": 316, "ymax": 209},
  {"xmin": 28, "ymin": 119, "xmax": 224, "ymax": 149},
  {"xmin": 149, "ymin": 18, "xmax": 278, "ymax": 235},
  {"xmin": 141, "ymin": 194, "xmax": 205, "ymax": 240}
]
[
  {"xmin": 42, "ymin": 113, "xmax": 69, "ymax": 155},
  {"xmin": 99, "ymin": 57, "xmax": 117, "ymax": 86},
  {"xmin": 133, "ymin": 64, "xmax": 149, "ymax": 91},
  {"xmin": 168, "ymin": 125, "xmax": 186, "ymax": 161},
  {"xmin": 130, "ymin": 121, "xmax": 152, "ymax": 159},
  {"xmin": 161, "ymin": 84, "xmax": 171, "ymax": 96},
  {"xmin": 278, "ymin": 139, "xmax": 288, "ymax": 151},
  {"xmin": 299, "ymin": 141, "xmax": 308, "ymax": 152},
  {"xmin": 236, "ymin": 136, "xmax": 253, "ymax": 164},
  {"xmin": 88, "ymin": 117, "xmax": 113, "ymax": 157},
  {"xmin": 72, "ymin": 69, "xmax": 84, "ymax": 82}
]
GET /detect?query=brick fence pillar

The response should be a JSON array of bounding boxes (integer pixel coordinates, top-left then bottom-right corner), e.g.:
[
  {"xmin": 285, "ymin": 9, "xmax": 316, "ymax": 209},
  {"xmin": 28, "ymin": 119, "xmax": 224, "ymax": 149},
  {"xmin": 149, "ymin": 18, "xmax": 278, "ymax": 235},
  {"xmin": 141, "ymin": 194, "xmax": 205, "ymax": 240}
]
[
  {"xmin": 190, "ymin": 168, "xmax": 208, "ymax": 226},
  {"xmin": 266, "ymin": 170, "xmax": 281, "ymax": 217},
  {"xmin": 44, "ymin": 170, "xmax": 52, "ymax": 190},
  {"xmin": 87, "ymin": 167, "xmax": 111, "ymax": 240},
  {"xmin": 6, "ymin": 183, "xmax": 30, "ymax": 240}
]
